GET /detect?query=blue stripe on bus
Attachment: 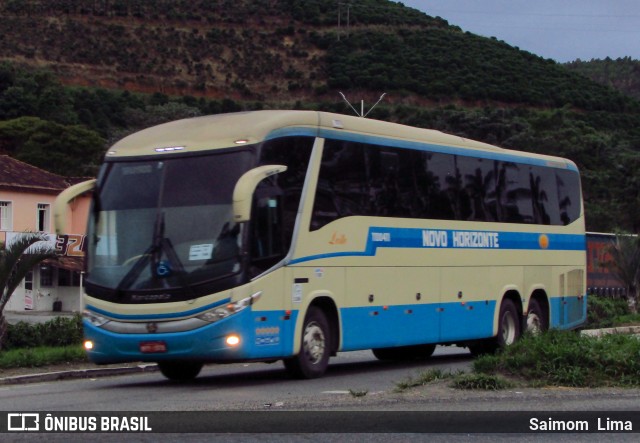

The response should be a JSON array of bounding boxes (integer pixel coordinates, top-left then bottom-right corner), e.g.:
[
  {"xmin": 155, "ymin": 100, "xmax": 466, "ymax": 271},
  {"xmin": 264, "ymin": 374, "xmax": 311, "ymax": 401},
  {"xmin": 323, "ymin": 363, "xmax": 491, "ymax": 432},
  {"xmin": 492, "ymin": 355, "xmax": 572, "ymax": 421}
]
[
  {"xmin": 290, "ymin": 227, "xmax": 586, "ymax": 265},
  {"xmin": 266, "ymin": 126, "xmax": 578, "ymax": 171},
  {"xmin": 85, "ymin": 298, "xmax": 232, "ymax": 321},
  {"xmin": 339, "ymin": 295, "xmax": 585, "ymax": 351},
  {"xmin": 82, "ymin": 297, "xmax": 585, "ymax": 364},
  {"xmin": 340, "ymin": 300, "xmax": 497, "ymax": 350}
]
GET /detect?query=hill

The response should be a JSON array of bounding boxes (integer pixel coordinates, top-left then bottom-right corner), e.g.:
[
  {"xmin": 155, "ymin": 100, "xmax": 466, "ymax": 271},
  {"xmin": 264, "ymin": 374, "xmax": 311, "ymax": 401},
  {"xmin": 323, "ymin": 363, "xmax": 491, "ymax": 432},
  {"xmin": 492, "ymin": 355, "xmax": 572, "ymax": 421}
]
[
  {"xmin": 0, "ymin": 0, "xmax": 634, "ymax": 110},
  {"xmin": 565, "ymin": 57, "xmax": 640, "ymax": 101},
  {"xmin": 1, "ymin": 0, "xmax": 640, "ymax": 233}
]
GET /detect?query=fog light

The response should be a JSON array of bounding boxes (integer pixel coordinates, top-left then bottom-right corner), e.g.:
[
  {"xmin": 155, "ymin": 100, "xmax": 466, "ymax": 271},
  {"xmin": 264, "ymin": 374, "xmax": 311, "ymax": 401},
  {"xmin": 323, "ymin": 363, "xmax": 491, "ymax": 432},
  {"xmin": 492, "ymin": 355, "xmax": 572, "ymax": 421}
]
[
  {"xmin": 84, "ymin": 340, "xmax": 94, "ymax": 351},
  {"xmin": 226, "ymin": 335, "xmax": 240, "ymax": 346}
]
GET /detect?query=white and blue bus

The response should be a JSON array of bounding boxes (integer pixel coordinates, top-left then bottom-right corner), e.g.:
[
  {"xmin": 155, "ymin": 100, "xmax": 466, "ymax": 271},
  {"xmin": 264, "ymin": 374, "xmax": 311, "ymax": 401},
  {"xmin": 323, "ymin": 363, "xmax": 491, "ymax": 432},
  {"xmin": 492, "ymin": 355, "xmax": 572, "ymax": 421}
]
[{"xmin": 55, "ymin": 111, "xmax": 586, "ymax": 380}]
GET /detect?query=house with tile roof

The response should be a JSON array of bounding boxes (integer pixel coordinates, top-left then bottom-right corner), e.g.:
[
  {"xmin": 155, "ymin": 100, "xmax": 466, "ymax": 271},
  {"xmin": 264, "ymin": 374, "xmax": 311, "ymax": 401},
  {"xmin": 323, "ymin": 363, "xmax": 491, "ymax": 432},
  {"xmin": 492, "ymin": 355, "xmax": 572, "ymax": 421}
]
[{"xmin": 0, "ymin": 155, "xmax": 91, "ymax": 313}]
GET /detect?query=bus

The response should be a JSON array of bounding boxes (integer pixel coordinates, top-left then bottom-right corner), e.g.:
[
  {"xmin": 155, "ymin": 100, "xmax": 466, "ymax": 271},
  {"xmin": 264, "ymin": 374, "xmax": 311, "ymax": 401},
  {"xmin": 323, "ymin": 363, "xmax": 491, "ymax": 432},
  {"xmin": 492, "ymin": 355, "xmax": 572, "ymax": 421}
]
[{"xmin": 54, "ymin": 110, "xmax": 586, "ymax": 380}]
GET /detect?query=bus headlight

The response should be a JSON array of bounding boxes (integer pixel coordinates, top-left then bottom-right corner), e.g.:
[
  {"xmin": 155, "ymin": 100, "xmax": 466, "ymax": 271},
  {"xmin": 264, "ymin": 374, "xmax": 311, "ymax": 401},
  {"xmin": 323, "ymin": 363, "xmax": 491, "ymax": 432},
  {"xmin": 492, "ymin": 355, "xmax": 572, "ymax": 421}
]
[
  {"xmin": 197, "ymin": 291, "xmax": 262, "ymax": 323},
  {"xmin": 83, "ymin": 309, "xmax": 110, "ymax": 327}
]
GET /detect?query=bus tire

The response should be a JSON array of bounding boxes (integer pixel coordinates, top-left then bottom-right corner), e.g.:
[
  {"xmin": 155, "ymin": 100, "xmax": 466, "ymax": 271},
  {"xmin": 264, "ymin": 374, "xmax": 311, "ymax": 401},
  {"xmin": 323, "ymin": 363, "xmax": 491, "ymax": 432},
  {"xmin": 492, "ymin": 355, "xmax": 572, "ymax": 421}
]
[
  {"xmin": 372, "ymin": 344, "xmax": 436, "ymax": 361},
  {"xmin": 158, "ymin": 361, "xmax": 203, "ymax": 381},
  {"xmin": 497, "ymin": 298, "xmax": 521, "ymax": 347},
  {"xmin": 284, "ymin": 306, "xmax": 330, "ymax": 379},
  {"xmin": 469, "ymin": 298, "xmax": 521, "ymax": 356},
  {"xmin": 526, "ymin": 298, "xmax": 548, "ymax": 335}
]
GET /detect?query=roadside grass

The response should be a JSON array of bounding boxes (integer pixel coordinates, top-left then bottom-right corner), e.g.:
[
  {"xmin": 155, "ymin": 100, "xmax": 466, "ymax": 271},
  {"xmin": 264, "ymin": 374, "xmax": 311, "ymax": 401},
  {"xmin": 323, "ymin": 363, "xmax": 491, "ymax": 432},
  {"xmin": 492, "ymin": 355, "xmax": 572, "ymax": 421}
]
[
  {"xmin": 394, "ymin": 368, "xmax": 456, "ymax": 392},
  {"xmin": 609, "ymin": 313, "xmax": 640, "ymax": 327},
  {"xmin": 449, "ymin": 373, "xmax": 515, "ymax": 390},
  {"xmin": 348, "ymin": 389, "xmax": 369, "ymax": 397},
  {"xmin": 395, "ymin": 369, "xmax": 515, "ymax": 392},
  {"xmin": 0, "ymin": 345, "xmax": 87, "ymax": 370},
  {"xmin": 396, "ymin": 328, "xmax": 640, "ymax": 392},
  {"xmin": 473, "ymin": 330, "xmax": 640, "ymax": 388}
]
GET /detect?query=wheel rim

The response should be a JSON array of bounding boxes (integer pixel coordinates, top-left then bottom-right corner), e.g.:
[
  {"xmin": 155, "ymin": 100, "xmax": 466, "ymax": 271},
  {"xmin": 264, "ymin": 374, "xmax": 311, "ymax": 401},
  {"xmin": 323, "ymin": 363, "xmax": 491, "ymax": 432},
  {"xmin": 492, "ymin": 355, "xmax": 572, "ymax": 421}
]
[
  {"xmin": 527, "ymin": 312, "xmax": 542, "ymax": 334},
  {"xmin": 501, "ymin": 311, "xmax": 517, "ymax": 345},
  {"xmin": 302, "ymin": 321, "xmax": 326, "ymax": 365}
]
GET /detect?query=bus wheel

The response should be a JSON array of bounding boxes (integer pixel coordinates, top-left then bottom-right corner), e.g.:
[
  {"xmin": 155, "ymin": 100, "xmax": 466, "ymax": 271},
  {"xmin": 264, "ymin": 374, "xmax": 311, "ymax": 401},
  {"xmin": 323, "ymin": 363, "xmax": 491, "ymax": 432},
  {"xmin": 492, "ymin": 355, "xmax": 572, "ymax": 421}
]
[
  {"xmin": 372, "ymin": 344, "xmax": 436, "ymax": 361},
  {"xmin": 158, "ymin": 361, "xmax": 203, "ymax": 381},
  {"xmin": 526, "ymin": 298, "xmax": 548, "ymax": 335},
  {"xmin": 284, "ymin": 307, "xmax": 330, "ymax": 379},
  {"xmin": 469, "ymin": 298, "xmax": 521, "ymax": 356},
  {"xmin": 497, "ymin": 298, "xmax": 521, "ymax": 347}
]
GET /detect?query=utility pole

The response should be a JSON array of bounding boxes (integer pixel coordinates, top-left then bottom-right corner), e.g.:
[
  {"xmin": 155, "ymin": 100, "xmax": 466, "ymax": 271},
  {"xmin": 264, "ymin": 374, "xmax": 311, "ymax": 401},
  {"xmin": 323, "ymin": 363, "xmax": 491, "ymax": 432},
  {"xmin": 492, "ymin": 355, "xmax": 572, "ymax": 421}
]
[
  {"xmin": 338, "ymin": 2, "xmax": 341, "ymax": 41},
  {"xmin": 337, "ymin": 2, "xmax": 351, "ymax": 41}
]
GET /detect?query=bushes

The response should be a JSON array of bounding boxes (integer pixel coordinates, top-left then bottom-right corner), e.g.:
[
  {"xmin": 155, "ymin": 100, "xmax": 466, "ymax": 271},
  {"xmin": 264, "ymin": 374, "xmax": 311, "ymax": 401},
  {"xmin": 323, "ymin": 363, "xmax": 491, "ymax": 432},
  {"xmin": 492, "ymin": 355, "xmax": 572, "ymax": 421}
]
[
  {"xmin": 0, "ymin": 345, "xmax": 87, "ymax": 369},
  {"xmin": 4, "ymin": 314, "xmax": 83, "ymax": 350},
  {"xmin": 587, "ymin": 294, "xmax": 631, "ymax": 328}
]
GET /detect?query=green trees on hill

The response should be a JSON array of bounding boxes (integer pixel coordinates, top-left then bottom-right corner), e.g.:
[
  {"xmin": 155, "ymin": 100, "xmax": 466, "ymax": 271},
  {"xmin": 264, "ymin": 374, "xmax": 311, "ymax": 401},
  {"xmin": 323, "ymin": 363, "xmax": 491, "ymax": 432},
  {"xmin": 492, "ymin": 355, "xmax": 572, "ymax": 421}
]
[
  {"xmin": 566, "ymin": 57, "xmax": 640, "ymax": 101},
  {"xmin": 2, "ymin": 0, "xmax": 640, "ymax": 236},
  {"xmin": 0, "ymin": 117, "xmax": 105, "ymax": 176},
  {"xmin": 2, "ymin": 58, "xmax": 640, "ymax": 233},
  {"xmin": 326, "ymin": 29, "xmax": 636, "ymax": 112},
  {"xmin": 0, "ymin": 63, "xmax": 241, "ymax": 176}
]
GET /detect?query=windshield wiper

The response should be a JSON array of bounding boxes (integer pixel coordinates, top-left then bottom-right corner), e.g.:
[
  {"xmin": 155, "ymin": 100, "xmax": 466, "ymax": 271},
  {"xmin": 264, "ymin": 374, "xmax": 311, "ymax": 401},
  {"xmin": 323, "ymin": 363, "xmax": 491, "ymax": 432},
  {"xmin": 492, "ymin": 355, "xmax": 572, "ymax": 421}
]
[{"xmin": 115, "ymin": 211, "xmax": 195, "ymax": 298}]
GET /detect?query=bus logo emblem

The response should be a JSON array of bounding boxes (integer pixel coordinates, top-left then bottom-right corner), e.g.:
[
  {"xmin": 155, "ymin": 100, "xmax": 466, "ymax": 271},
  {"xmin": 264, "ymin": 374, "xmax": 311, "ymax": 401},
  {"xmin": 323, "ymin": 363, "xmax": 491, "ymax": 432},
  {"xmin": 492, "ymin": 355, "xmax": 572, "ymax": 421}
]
[
  {"xmin": 539, "ymin": 234, "xmax": 550, "ymax": 249},
  {"xmin": 329, "ymin": 232, "xmax": 347, "ymax": 245}
]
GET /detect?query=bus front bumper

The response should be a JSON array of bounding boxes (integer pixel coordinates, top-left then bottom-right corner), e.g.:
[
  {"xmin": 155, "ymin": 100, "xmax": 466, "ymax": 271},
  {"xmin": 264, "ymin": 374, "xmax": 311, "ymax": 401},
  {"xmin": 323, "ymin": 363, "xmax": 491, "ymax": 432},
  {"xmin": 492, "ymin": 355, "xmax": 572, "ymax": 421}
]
[{"xmin": 82, "ymin": 307, "xmax": 296, "ymax": 364}]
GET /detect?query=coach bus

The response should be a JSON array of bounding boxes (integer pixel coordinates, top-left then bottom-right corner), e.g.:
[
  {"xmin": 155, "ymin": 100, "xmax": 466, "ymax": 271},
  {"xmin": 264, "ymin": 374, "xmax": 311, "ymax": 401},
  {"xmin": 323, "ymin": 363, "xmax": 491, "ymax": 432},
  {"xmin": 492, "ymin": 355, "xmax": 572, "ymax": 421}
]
[{"xmin": 54, "ymin": 110, "xmax": 586, "ymax": 380}]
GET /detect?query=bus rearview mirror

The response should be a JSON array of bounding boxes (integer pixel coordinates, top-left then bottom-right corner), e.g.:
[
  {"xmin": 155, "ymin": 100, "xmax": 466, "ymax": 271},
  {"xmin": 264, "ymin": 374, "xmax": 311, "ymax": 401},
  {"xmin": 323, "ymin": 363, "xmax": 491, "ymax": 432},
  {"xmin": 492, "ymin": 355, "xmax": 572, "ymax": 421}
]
[
  {"xmin": 233, "ymin": 165, "xmax": 287, "ymax": 222},
  {"xmin": 53, "ymin": 179, "xmax": 96, "ymax": 235}
]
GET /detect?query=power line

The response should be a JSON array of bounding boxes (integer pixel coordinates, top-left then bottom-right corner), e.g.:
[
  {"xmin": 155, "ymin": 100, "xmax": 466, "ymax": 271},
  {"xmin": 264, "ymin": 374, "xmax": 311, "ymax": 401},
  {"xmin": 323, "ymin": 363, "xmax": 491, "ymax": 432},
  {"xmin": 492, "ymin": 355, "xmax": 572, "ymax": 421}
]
[{"xmin": 426, "ymin": 9, "xmax": 640, "ymax": 19}]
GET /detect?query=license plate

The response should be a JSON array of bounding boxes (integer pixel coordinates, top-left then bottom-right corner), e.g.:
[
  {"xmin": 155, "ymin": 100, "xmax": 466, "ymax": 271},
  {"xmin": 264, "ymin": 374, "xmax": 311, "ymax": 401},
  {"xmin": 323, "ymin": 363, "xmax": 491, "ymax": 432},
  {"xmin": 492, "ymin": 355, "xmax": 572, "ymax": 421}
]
[{"xmin": 139, "ymin": 341, "xmax": 167, "ymax": 353}]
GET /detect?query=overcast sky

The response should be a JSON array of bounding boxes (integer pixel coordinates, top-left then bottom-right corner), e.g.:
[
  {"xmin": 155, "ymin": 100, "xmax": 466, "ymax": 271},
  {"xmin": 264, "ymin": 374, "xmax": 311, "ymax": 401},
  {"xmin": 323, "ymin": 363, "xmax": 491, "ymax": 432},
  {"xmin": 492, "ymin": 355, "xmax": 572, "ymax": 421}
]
[{"xmin": 398, "ymin": 0, "xmax": 640, "ymax": 62}]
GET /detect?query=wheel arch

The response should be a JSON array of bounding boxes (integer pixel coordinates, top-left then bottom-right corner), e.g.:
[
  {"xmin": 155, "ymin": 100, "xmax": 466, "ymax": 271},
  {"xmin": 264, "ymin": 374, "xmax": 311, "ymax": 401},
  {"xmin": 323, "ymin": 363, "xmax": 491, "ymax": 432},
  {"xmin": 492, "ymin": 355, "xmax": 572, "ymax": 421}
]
[
  {"xmin": 307, "ymin": 296, "xmax": 340, "ymax": 356},
  {"xmin": 502, "ymin": 289, "xmax": 523, "ymax": 317},
  {"xmin": 528, "ymin": 289, "xmax": 550, "ymax": 318},
  {"xmin": 292, "ymin": 293, "xmax": 340, "ymax": 356},
  {"xmin": 526, "ymin": 288, "xmax": 550, "ymax": 333}
]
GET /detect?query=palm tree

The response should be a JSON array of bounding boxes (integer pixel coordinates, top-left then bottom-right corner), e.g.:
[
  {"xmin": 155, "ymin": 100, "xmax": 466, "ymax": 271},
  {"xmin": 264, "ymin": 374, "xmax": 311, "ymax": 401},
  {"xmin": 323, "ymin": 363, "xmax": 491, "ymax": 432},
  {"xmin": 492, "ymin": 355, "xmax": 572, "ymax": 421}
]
[
  {"xmin": 0, "ymin": 232, "xmax": 56, "ymax": 349},
  {"xmin": 608, "ymin": 234, "xmax": 640, "ymax": 314}
]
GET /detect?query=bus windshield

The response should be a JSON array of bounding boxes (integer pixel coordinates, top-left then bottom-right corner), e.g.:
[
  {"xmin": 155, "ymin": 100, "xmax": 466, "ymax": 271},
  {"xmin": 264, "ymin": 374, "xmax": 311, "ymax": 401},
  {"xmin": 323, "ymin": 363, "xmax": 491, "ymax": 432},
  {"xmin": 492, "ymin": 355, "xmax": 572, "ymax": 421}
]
[{"xmin": 86, "ymin": 150, "xmax": 254, "ymax": 301}]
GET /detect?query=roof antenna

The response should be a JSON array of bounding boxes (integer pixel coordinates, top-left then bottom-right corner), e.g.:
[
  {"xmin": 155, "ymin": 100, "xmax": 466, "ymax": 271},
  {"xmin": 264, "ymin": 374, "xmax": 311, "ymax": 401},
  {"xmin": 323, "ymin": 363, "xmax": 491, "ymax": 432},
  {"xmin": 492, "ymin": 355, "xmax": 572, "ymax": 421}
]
[{"xmin": 339, "ymin": 92, "xmax": 386, "ymax": 118}]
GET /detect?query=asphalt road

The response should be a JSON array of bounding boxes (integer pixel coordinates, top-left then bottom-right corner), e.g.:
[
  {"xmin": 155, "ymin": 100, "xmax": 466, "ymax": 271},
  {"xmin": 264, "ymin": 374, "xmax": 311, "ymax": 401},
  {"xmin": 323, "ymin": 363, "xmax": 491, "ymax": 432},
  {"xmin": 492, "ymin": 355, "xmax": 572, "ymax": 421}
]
[
  {"xmin": 3, "ymin": 313, "xmax": 640, "ymax": 441},
  {"xmin": 1, "ymin": 346, "xmax": 639, "ymax": 442}
]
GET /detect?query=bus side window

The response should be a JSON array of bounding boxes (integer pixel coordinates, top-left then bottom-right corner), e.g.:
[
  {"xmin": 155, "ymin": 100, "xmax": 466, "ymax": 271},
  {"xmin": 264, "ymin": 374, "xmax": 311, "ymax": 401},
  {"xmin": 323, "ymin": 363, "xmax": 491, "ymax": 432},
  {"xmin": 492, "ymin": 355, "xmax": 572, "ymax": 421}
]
[
  {"xmin": 556, "ymin": 169, "xmax": 580, "ymax": 225},
  {"xmin": 259, "ymin": 136, "xmax": 314, "ymax": 250}
]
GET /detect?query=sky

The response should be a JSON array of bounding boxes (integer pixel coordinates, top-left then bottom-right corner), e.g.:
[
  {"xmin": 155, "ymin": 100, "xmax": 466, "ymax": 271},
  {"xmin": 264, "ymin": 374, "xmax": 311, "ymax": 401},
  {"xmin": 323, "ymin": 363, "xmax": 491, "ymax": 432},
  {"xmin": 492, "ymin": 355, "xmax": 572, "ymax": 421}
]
[{"xmin": 398, "ymin": 0, "xmax": 640, "ymax": 62}]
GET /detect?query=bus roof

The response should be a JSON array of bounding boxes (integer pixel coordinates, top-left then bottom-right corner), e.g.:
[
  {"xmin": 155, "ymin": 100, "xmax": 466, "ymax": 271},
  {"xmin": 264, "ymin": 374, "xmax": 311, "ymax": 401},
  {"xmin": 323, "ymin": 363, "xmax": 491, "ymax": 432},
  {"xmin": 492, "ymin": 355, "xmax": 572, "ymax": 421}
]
[{"xmin": 106, "ymin": 110, "xmax": 577, "ymax": 170}]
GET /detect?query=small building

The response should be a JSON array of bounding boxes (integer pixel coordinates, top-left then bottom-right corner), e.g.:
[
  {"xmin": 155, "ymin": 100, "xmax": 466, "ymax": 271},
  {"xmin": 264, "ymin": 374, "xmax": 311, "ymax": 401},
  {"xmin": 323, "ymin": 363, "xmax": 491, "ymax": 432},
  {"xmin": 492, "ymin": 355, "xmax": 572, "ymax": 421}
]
[
  {"xmin": 586, "ymin": 232, "xmax": 627, "ymax": 297},
  {"xmin": 0, "ymin": 155, "xmax": 91, "ymax": 313}
]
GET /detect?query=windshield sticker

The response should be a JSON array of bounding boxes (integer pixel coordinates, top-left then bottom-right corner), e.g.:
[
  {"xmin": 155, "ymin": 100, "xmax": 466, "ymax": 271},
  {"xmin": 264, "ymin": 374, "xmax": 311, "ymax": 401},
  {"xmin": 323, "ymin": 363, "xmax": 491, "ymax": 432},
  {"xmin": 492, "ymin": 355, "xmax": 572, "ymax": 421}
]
[
  {"xmin": 189, "ymin": 244, "xmax": 214, "ymax": 261},
  {"xmin": 122, "ymin": 164, "xmax": 153, "ymax": 175}
]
